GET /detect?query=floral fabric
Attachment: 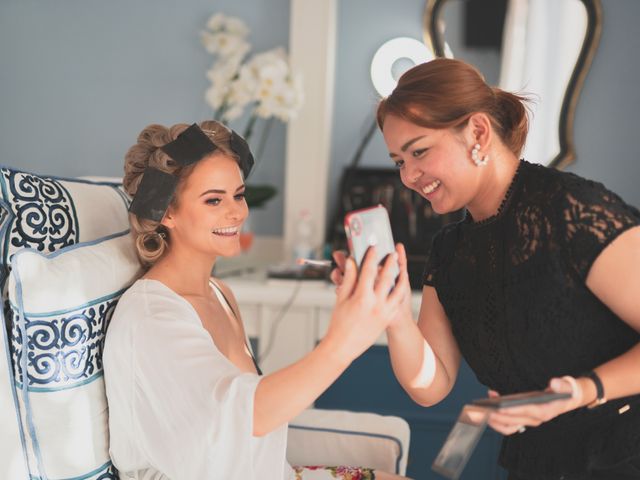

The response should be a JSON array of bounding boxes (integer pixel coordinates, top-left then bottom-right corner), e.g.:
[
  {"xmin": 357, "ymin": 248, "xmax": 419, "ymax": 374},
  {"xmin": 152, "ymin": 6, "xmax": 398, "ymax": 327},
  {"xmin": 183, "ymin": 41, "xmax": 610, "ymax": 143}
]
[{"xmin": 293, "ymin": 466, "xmax": 375, "ymax": 480}]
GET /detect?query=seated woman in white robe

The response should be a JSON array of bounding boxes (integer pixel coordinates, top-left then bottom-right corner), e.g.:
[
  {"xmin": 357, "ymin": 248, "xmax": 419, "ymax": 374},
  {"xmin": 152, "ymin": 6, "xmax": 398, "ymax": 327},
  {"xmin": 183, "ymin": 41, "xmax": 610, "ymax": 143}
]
[{"xmin": 103, "ymin": 121, "xmax": 409, "ymax": 480}]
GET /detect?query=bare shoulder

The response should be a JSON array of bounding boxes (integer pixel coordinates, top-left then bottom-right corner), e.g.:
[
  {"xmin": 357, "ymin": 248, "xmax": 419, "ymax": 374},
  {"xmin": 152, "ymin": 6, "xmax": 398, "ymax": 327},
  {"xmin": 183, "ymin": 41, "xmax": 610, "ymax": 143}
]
[
  {"xmin": 589, "ymin": 225, "xmax": 640, "ymax": 280},
  {"xmin": 584, "ymin": 225, "xmax": 640, "ymax": 334},
  {"xmin": 419, "ymin": 286, "xmax": 445, "ymax": 319}
]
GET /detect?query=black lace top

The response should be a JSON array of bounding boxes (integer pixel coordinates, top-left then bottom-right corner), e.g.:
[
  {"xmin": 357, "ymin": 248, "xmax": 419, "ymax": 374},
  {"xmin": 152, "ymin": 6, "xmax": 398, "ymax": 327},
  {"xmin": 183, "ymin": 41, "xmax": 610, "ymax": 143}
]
[{"xmin": 424, "ymin": 160, "xmax": 640, "ymax": 476}]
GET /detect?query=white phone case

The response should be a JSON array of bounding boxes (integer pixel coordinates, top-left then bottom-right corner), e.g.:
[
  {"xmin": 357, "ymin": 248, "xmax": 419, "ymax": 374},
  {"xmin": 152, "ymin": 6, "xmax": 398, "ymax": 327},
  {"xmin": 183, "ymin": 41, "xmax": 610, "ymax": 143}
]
[{"xmin": 344, "ymin": 204, "xmax": 399, "ymax": 280}]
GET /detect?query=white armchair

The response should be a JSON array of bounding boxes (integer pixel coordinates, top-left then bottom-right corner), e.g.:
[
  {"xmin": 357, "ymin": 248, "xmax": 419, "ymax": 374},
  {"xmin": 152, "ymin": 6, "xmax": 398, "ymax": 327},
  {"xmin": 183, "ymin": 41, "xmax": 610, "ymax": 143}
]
[
  {"xmin": 288, "ymin": 408, "xmax": 410, "ymax": 475},
  {"xmin": 0, "ymin": 167, "xmax": 410, "ymax": 479}
]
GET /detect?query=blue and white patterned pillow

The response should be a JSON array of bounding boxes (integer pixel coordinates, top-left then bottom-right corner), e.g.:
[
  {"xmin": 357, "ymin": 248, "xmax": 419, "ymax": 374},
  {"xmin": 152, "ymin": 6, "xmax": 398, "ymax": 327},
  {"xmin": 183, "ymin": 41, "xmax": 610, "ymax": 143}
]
[
  {"xmin": 7, "ymin": 231, "xmax": 142, "ymax": 479},
  {"xmin": 0, "ymin": 166, "xmax": 130, "ymax": 287},
  {"xmin": 0, "ymin": 297, "xmax": 28, "ymax": 478},
  {"xmin": 0, "ymin": 167, "xmax": 131, "ymax": 478}
]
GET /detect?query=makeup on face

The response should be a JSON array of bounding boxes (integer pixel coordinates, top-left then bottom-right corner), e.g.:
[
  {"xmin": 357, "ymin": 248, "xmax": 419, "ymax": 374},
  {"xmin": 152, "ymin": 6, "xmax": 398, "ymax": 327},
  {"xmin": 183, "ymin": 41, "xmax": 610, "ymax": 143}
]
[
  {"xmin": 388, "ymin": 135, "xmax": 429, "ymax": 164},
  {"xmin": 206, "ymin": 187, "xmax": 246, "ymax": 239},
  {"xmin": 182, "ymin": 158, "xmax": 247, "ymax": 246}
]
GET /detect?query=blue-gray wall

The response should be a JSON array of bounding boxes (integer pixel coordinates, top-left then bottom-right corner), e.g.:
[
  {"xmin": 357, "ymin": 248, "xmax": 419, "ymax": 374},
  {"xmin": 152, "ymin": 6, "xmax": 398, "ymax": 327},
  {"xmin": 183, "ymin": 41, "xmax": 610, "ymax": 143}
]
[
  {"xmin": 328, "ymin": 0, "xmax": 503, "ymax": 236},
  {"xmin": 328, "ymin": 0, "xmax": 425, "ymax": 237},
  {"xmin": 1, "ymin": 0, "xmax": 638, "ymax": 237},
  {"xmin": 0, "ymin": 0, "xmax": 289, "ymax": 235},
  {"xmin": 329, "ymin": 0, "xmax": 640, "ymax": 236},
  {"xmin": 567, "ymin": 0, "xmax": 640, "ymax": 207}
]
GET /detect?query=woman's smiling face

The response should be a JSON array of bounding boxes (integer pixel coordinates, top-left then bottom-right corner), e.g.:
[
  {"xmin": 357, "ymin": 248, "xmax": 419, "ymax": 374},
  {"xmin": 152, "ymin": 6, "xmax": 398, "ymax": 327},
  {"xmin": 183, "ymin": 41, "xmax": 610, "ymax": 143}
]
[
  {"xmin": 163, "ymin": 153, "xmax": 248, "ymax": 258},
  {"xmin": 382, "ymin": 114, "xmax": 482, "ymax": 215}
]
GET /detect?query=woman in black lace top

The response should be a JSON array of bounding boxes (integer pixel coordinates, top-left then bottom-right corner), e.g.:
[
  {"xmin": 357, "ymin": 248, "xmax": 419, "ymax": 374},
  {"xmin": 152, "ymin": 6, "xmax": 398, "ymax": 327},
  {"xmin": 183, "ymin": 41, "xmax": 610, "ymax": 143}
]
[{"xmin": 333, "ymin": 59, "xmax": 640, "ymax": 479}]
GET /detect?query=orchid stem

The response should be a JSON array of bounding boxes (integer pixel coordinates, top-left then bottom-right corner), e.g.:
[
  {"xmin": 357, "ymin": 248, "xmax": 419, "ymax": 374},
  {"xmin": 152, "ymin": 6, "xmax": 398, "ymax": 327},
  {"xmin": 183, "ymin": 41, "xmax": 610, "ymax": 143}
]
[
  {"xmin": 252, "ymin": 117, "xmax": 274, "ymax": 173},
  {"xmin": 243, "ymin": 113, "xmax": 258, "ymax": 141},
  {"xmin": 214, "ymin": 102, "xmax": 228, "ymax": 121}
]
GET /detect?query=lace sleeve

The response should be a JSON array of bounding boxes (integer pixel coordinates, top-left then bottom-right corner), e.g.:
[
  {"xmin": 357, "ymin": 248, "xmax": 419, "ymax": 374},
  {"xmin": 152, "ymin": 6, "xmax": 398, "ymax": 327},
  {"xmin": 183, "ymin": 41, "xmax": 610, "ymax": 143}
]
[{"xmin": 558, "ymin": 176, "xmax": 640, "ymax": 281}]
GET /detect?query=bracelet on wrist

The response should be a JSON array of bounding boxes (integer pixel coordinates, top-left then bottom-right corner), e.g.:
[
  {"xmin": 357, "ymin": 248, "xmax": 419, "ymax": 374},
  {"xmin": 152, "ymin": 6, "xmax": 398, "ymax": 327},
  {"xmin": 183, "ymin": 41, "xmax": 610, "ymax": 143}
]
[{"xmin": 581, "ymin": 370, "xmax": 607, "ymax": 408}]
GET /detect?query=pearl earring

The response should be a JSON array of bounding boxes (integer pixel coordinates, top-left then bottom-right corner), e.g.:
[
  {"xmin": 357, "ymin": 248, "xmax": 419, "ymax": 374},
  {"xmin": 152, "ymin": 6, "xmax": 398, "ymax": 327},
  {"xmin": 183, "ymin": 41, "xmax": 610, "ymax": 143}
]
[{"xmin": 471, "ymin": 143, "xmax": 489, "ymax": 167}]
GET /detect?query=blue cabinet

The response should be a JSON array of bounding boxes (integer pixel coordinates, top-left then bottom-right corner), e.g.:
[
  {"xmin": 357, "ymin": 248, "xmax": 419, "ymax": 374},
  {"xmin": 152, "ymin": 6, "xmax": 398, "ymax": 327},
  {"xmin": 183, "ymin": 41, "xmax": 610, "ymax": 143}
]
[{"xmin": 315, "ymin": 345, "xmax": 508, "ymax": 480}]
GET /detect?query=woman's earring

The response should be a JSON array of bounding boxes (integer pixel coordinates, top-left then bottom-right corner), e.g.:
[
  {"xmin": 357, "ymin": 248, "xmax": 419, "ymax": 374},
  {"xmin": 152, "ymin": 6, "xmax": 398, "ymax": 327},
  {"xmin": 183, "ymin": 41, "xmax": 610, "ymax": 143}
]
[{"xmin": 471, "ymin": 143, "xmax": 489, "ymax": 167}]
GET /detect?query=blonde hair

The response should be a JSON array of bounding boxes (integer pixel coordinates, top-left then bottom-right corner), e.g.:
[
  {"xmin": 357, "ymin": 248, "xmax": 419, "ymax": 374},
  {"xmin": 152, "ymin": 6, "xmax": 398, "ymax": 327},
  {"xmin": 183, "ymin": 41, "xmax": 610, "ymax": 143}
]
[{"xmin": 123, "ymin": 120, "xmax": 238, "ymax": 267}]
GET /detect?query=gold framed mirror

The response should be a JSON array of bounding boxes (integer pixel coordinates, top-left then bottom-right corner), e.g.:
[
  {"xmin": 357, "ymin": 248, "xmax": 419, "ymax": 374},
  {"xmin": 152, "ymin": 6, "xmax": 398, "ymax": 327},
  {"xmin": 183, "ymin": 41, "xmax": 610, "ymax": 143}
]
[{"xmin": 422, "ymin": 0, "xmax": 602, "ymax": 169}]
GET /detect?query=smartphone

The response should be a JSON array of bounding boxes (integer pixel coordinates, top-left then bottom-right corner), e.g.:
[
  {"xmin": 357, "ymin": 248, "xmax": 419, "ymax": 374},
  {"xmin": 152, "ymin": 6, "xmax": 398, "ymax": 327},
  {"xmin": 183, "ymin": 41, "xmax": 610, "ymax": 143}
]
[
  {"xmin": 471, "ymin": 390, "xmax": 572, "ymax": 409},
  {"xmin": 344, "ymin": 205, "xmax": 399, "ymax": 280},
  {"xmin": 432, "ymin": 405, "xmax": 490, "ymax": 480}
]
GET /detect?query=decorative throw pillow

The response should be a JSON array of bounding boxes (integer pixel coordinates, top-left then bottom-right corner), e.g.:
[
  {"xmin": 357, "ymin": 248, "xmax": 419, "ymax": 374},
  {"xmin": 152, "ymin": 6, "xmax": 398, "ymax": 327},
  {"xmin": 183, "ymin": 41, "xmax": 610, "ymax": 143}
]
[
  {"xmin": 0, "ymin": 304, "xmax": 28, "ymax": 479},
  {"xmin": 0, "ymin": 167, "xmax": 131, "ymax": 478},
  {"xmin": 7, "ymin": 231, "xmax": 142, "ymax": 479},
  {"xmin": 0, "ymin": 166, "xmax": 130, "ymax": 287}
]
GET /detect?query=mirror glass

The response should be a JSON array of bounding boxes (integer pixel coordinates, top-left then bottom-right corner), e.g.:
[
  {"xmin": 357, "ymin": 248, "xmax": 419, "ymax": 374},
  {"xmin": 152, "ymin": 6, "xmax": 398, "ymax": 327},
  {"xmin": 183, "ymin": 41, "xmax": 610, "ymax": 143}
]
[{"xmin": 426, "ymin": 0, "xmax": 593, "ymax": 167}]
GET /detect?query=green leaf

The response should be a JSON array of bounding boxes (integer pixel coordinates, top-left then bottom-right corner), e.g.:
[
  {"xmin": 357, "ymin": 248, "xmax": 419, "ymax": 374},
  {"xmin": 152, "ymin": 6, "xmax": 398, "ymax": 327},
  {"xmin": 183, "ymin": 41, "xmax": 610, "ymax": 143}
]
[{"xmin": 245, "ymin": 184, "xmax": 277, "ymax": 208}]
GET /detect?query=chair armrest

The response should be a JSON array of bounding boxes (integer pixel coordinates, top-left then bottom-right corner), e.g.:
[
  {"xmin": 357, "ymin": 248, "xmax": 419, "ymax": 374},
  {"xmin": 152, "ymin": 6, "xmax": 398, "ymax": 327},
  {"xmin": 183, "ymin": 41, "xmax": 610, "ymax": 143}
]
[{"xmin": 287, "ymin": 408, "xmax": 410, "ymax": 476}]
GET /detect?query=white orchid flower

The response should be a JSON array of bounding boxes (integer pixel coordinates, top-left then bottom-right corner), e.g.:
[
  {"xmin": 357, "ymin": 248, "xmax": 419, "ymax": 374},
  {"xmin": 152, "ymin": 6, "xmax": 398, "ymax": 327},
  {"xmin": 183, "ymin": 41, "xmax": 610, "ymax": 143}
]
[
  {"xmin": 206, "ymin": 13, "xmax": 225, "ymax": 31},
  {"xmin": 221, "ymin": 105, "xmax": 246, "ymax": 122},
  {"xmin": 205, "ymin": 85, "xmax": 226, "ymax": 110},
  {"xmin": 201, "ymin": 15, "xmax": 303, "ymax": 147},
  {"xmin": 206, "ymin": 56, "xmax": 243, "ymax": 85},
  {"xmin": 205, "ymin": 13, "xmax": 249, "ymax": 37},
  {"xmin": 224, "ymin": 17, "xmax": 250, "ymax": 36},
  {"xmin": 201, "ymin": 31, "xmax": 250, "ymax": 58}
]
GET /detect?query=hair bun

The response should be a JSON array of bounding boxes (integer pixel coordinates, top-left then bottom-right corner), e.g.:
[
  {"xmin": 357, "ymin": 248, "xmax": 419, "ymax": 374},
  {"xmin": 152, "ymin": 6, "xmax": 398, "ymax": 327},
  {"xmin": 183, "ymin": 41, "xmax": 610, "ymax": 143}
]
[
  {"xmin": 377, "ymin": 58, "xmax": 531, "ymax": 157},
  {"xmin": 492, "ymin": 88, "xmax": 529, "ymax": 156}
]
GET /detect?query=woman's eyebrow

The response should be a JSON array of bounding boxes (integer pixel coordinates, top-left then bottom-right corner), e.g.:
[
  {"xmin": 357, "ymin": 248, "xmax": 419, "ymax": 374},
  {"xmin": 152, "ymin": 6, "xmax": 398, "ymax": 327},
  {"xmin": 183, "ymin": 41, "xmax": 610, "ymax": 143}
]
[
  {"xmin": 401, "ymin": 135, "xmax": 427, "ymax": 152},
  {"xmin": 389, "ymin": 135, "xmax": 427, "ymax": 158},
  {"xmin": 199, "ymin": 184, "xmax": 245, "ymax": 197}
]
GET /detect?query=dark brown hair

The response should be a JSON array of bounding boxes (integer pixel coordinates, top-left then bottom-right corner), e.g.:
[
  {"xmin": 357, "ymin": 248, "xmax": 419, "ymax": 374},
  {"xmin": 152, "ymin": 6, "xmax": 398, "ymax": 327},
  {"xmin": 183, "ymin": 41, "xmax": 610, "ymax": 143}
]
[
  {"xmin": 377, "ymin": 58, "xmax": 530, "ymax": 156},
  {"xmin": 123, "ymin": 120, "xmax": 238, "ymax": 267}
]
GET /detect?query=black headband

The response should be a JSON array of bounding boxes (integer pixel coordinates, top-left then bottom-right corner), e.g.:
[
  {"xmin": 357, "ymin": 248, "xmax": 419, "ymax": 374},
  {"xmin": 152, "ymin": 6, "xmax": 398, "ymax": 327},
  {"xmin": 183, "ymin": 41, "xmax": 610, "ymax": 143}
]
[
  {"xmin": 160, "ymin": 123, "xmax": 217, "ymax": 166},
  {"xmin": 128, "ymin": 123, "xmax": 254, "ymax": 222},
  {"xmin": 229, "ymin": 129, "xmax": 255, "ymax": 179},
  {"xmin": 127, "ymin": 168, "xmax": 178, "ymax": 222}
]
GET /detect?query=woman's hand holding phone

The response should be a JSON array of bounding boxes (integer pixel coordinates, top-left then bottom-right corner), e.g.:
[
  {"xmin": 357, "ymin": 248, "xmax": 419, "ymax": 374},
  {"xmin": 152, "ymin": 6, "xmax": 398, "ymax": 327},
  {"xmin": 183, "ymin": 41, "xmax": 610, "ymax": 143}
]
[
  {"xmin": 323, "ymin": 246, "xmax": 406, "ymax": 364},
  {"xmin": 485, "ymin": 377, "xmax": 585, "ymax": 436},
  {"xmin": 331, "ymin": 244, "xmax": 413, "ymax": 331},
  {"xmin": 329, "ymin": 249, "xmax": 348, "ymax": 286},
  {"xmin": 385, "ymin": 243, "xmax": 413, "ymax": 329}
]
